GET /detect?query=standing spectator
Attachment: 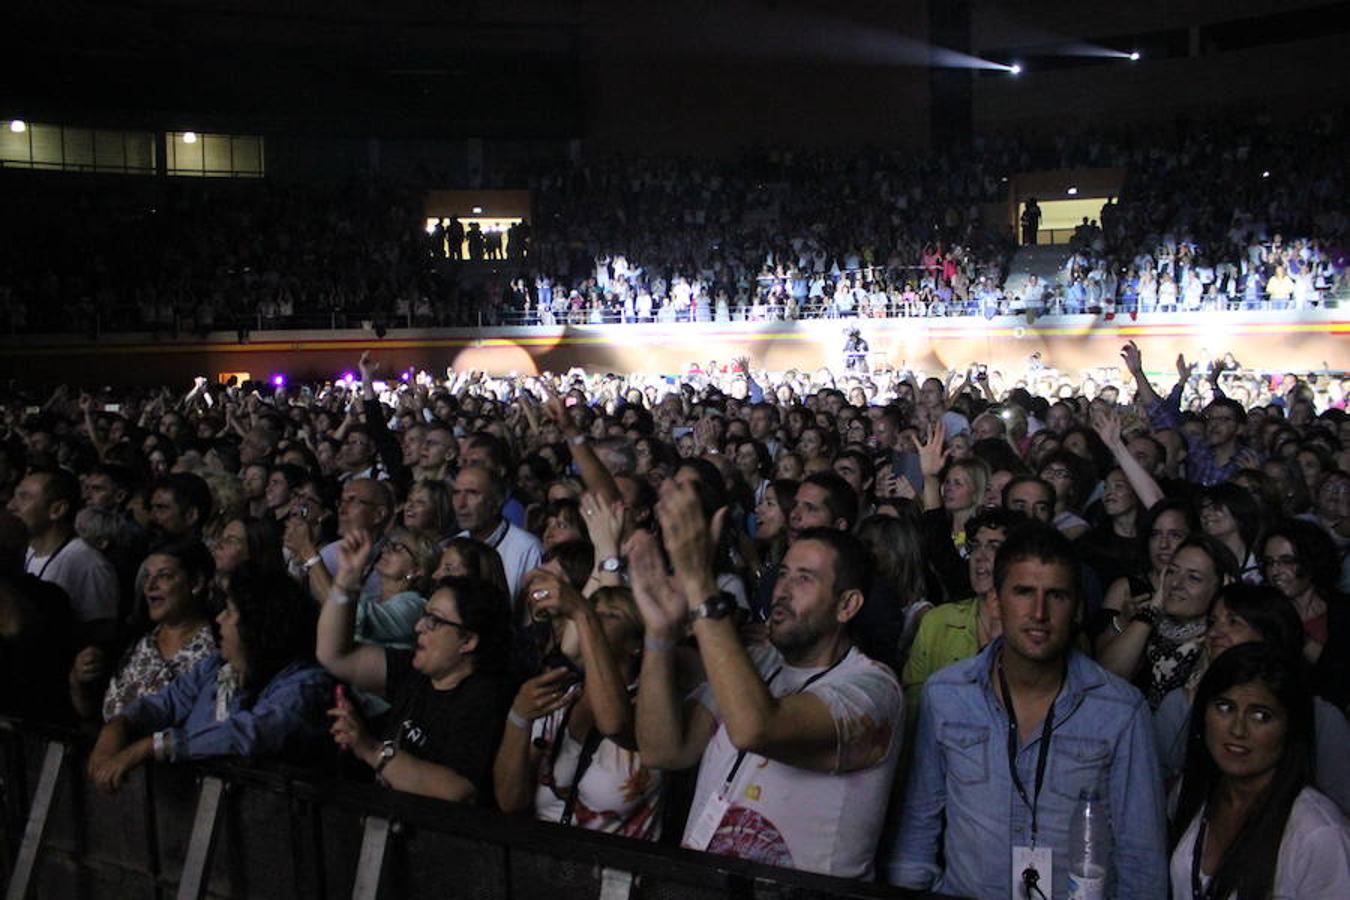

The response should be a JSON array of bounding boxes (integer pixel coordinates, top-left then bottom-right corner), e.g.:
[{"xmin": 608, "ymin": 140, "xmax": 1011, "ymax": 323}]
[
  {"xmin": 884, "ymin": 524, "xmax": 1167, "ymax": 897},
  {"xmin": 633, "ymin": 486, "xmax": 901, "ymax": 879}
]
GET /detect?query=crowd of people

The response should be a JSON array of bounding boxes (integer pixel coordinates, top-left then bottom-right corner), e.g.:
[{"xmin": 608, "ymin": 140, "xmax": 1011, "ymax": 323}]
[
  {"xmin": 1, "ymin": 338, "xmax": 1348, "ymax": 897},
  {"xmin": 2, "ymin": 113, "xmax": 1345, "ymax": 336}
]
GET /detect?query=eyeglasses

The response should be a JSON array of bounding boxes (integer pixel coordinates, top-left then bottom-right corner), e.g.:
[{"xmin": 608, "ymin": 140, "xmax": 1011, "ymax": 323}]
[
  {"xmin": 418, "ymin": 612, "xmax": 471, "ymax": 634},
  {"xmin": 1260, "ymin": 555, "xmax": 1300, "ymax": 570},
  {"xmin": 1041, "ymin": 466, "xmax": 1073, "ymax": 479}
]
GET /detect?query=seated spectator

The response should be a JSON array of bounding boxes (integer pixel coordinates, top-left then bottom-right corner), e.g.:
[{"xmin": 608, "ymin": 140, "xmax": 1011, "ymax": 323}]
[
  {"xmin": 1168, "ymin": 643, "xmax": 1350, "ymax": 899},
  {"xmin": 494, "ymin": 577, "xmax": 661, "ymax": 838},
  {"xmin": 86, "ymin": 570, "xmax": 332, "ymax": 792},
  {"xmin": 319, "ymin": 530, "xmax": 516, "ymax": 804}
]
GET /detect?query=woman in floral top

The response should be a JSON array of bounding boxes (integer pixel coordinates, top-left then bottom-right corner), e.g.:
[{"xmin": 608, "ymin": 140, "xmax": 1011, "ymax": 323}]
[{"xmin": 70, "ymin": 539, "xmax": 218, "ymax": 720}]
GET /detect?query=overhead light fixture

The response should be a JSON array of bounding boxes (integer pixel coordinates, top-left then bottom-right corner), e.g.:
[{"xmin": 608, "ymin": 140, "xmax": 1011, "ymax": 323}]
[
  {"xmin": 1129, "ymin": 51, "xmax": 1141, "ymax": 62},
  {"xmin": 1262, "ymin": 170, "xmax": 1271, "ymax": 179},
  {"xmin": 1067, "ymin": 187, "xmax": 1078, "ymax": 195},
  {"xmin": 9, "ymin": 119, "xmax": 26, "ymax": 133},
  {"xmin": 1009, "ymin": 63, "xmax": 1023, "ymax": 76},
  {"xmin": 182, "ymin": 131, "xmax": 198, "ymax": 144},
  {"xmin": 472, "ymin": 206, "xmax": 483, "ymax": 214}
]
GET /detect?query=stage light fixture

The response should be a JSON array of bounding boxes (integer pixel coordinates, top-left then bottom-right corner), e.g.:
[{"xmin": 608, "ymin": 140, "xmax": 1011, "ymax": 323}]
[
  {"xmin": 9, "ymin": 119, "xmax": 26, "ymax": 133},
  {"xmin": 1129, "ymin": 51, "xmax": 1141, "ymax": 61},
  {"xmin": 1262, "ymin": 170, "xmax": 1271, "ymax": 178},
  {"xmin": 182, "ymin": 131, "xmax": 198, "ymax": 144},
  {"xmin": 1009, "ymin": 63, "xmax": 1023, "ymax": 75},
  {"xmin": 472, "ymin": 206, "xmax": 483, "ymax": 214},
  {"xmin": 1067, "ymin": 187, "xmax": 1078, "ymax": 195},
  {"xmin": 272, "ymin": 374, "xmax": 286, "ymax": 388}
]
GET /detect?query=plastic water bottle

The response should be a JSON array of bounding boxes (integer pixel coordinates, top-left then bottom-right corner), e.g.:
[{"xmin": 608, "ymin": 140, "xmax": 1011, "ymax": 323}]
[{"xmin": 1067, "ymin": 787, "xmax": 1109, "ymax": 900}]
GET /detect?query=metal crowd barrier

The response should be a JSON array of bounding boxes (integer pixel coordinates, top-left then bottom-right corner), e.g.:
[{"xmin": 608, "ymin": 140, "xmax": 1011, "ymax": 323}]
[{"xmin": 0, "ymin": 719, "xmax": 952, "ymax": 900}]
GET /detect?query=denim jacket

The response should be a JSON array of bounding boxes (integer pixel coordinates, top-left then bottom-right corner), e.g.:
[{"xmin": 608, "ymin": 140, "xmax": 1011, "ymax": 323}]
[
  {"xmin": 882, "ymin": 640, "xmax": 1167, "ymax": 899},
  {"xmin": 122, "ymin": 653, "xmax": 333, "ymax": 763}
]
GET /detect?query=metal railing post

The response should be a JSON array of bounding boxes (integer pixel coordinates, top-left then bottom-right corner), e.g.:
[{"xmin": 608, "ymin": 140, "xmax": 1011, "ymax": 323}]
[
  {"xmin": 175, "ymin": 775, "xmax": 226, "ymax": 900},
  {"xmin": 5, "ymin": 742, "xmax": 66, "ymax": 900}
]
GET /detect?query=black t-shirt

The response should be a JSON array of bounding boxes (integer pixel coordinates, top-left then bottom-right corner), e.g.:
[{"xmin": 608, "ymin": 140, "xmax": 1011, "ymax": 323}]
[{"xmin": 381, "ymin": 649, "xmax": 512, "ymax": 806}]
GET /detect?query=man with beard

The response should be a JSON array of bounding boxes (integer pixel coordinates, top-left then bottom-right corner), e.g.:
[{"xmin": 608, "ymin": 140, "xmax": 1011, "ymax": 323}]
[{"xmin": 632, "ymin": 484, "xmax": 902, "ymax": 878}]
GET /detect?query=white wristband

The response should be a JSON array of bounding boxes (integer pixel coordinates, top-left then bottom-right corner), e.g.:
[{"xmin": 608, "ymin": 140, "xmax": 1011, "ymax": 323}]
[
  {"xmin": 302, "ymin": 554, "xmax": 322, "ymax": 572},
  {"xmin": 507, "ymin": 710, "xmax": 531, "ymax": 731},
  {"xmin": 328, "ymin": 585, "xmax": 355, "ymax": 607}
]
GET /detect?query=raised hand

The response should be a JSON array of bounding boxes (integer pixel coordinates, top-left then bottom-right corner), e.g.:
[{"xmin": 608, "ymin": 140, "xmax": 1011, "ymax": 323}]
[
  {"xmin": 334, "ymin": 530, "xmax": 374, "ymax": 592},
  {"xmin": 1090, "ymin": 405, "xmax": 1123, "ymax": 449},
  {"xmin": 1120, "ymin": 341, "xmax": 1143, "ymax": 375},
  {"xmin": 579, "ymin": 491, "xmax": 625, "ymax": 557},
  {"xmin": 358, "ymin": 350, "xmax": 378, "ymax": 383},
  {"xmin": 1175, "ymin": 353, "xmax": 1196, "ymax": 383},
  {"xmin": 915, "ymin": 420, "xmax": 948, "ymax": 478},
  {"xmin": 623, "ymin": 529, "xmax": 687, "ymax": 640}
]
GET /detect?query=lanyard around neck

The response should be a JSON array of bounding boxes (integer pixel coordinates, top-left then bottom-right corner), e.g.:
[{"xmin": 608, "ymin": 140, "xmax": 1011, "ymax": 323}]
[
  {"xmin": 35, "ymin": 534, "xmax": 75, "ymax": 580},
  {"xmin": 997, "ymin": 657, "xmax": 1065, "ymax": 849},
  {"xmin": 719, "ymin": 651, "xmax": 849, "ymax": 794}
]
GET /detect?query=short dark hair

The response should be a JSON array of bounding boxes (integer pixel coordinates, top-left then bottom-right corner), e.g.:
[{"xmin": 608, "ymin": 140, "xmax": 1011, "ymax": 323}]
[
  {"xmin": 155, "ymin": 473, "xmax": 214, "ymax": 524},
  {"xmin": 992, "ymin": 522, "xmax": 1079, "ymax": 598},
  {"xmin": 541, "ymin": 539, "xmax": 595, "ymax": 590},
  {"xmin": 33, "ymin": 468, "xmax": 81, "ymax": 521},
  {"xmin": 800, "ymin": 470, "xmax": 860, "ymax": 530},
  {"xmin": 964, "ymin": 506, "xmax": 1028, "ymax": 543},
  {"xmin": 1001, "ymin": 475, "xmax": 1056, "ymax": 509},
  {"xmin": 433, "ymin": 575, "xmax": 514, "ymax": 675},
  {"xmin": 1260, "ymin": 517, "xmax": 1340, "ymax": 595},
  {"xmin": 1215, "ymin": 583, "xmax": 1304, "ymax": 660},
  {"xmin": 1207, "ymin": 395, "xmax": 1247, "ymax": 425},
  {"xmin": 793, "ymin": 527, "xmax": 869, "ymax": 599}
]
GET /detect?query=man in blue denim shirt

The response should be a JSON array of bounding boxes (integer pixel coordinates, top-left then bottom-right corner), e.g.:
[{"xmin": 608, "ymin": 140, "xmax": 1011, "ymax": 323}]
[{"xmin": 883, "ymin": 524, "xmax": 1167, "ymax": 898}]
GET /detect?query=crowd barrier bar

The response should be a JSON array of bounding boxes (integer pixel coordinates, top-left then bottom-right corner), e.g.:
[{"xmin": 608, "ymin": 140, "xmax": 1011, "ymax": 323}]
[{"xmin": 0, "ymin": 718, "xmax": 957, "ymax": 900}]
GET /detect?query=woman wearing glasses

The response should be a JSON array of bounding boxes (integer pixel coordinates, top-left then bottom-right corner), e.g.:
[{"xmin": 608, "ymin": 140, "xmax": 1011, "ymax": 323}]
[
  {"xmin": 1259, "ymin": 518, "xmax": 1349, "ymax": 710},
  {"xmin": 318, "ymin": 530, "xmax": 515, "ymax": 804}
]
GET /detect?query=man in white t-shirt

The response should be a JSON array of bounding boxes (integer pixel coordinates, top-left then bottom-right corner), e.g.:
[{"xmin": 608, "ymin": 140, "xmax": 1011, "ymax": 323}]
[
  {"xmin": 632, "ymin": 486, "xmax": 902, "ymax": 879},
  {"xmin": 452, "ymin": 466, "xmax": 542, "ymax": 608},
  {"xmin": 8, "ymin": 469, "xmax": 118, "ymax": 631}
]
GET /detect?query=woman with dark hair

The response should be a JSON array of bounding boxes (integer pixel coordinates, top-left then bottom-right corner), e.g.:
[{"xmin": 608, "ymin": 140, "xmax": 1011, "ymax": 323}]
[
  {"xmin": 1169, "ymin": 643, "xmax": 1349, "ymax": 899},
  {"xmin": 1097, "ymin": 499, "xmax": 1195, "ymax": 646},
  {"xmin": 1098, "ymin": 534, "xmax": 1238, "ymax": 708},
  {"xmin": 71, "ymin": 539, "xmax": 218, "ymax": 720},
  {"xmin": 1197, "ymin": 482, "xmax": 1264, "ymax": 583},
  {"xmin": 751, "ymin": 478, "xmax": 796, "ymax": 586},
  {"xmin": 1154, "ymin": 583, "xmax": 1350, "ymax": 813},
  {"xmin": 434, "ymin": 537, "xmax": 511, "ymax": 601},
  {"xmin": 86, "ymin": 571, "xmax": 332, "ymax": 792},
  {"xmin": 1036, "ymin": 449, "xmax": 1093, "ymax": 539},
  {"xmin": 320, "ymin": 530, "xmax": 517, "ymax": 804},
  {"xmin": 401, "ymin": 479, "xmax": 455, "ymax": 544},
  {"xmin": 1260, "ymin": 517, "xmax": 1350, "ymax": 709},
  {"xmin": 856, "ymin": 513, "xmax": 934, "ymax": 671},
  {"xmin": 539, "ymin": 498, "xmax": 589, "ymax": 551},
  {"xmin": 494, "ymin": 580, "xmax": 662, "ymax": 839},
  {"xmin": 264, "ymin": 463, "xmax": 310, "ymax": 520},
  {"xmin": 211, "ymin": 516, "xmax": 286, "ymax": 587}
]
